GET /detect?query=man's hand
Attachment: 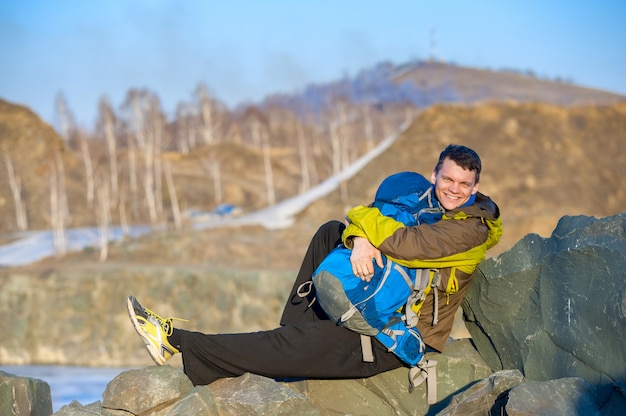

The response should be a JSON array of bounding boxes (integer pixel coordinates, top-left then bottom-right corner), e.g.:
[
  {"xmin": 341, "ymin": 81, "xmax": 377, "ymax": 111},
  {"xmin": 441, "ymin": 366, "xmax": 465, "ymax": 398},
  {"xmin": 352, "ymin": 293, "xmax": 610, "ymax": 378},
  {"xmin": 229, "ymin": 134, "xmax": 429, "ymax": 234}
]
[{"xmin": 350, "ymin": 237, "xmax": 384, "ymax": 282}]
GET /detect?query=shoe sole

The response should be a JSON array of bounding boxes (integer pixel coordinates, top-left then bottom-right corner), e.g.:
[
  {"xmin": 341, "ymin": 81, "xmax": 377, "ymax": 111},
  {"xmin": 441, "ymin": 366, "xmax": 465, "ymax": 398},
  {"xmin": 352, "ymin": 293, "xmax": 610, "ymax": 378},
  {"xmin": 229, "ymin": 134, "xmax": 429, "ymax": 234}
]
[{"xmin": 126, "ymin": 296, "xmax": 167, "ymax": 365}]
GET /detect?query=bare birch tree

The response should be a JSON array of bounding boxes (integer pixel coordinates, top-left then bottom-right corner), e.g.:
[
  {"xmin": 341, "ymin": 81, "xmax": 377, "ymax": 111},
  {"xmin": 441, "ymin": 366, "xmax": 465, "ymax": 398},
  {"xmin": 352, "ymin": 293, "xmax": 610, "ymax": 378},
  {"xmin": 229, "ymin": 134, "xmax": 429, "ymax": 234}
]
[
  {"xmin": 55, "ymin": 92, "xmax": 74, "ymax": 145},
  {"xmin": 164, "ymin": 161, "xmax": 182, "ymax": 229},
  {"xmin": 127, "ymin": 119, "xmax": 139, "ymax": 218},
  {"xmin": 195, "ymin": 83, "xmax": 222, "ymax": 146},
  {"xmin": 363, "ymin": 105, "xmax": 375, "ymax": 151},
  {"xmin": 202, "ymin": 157, "xmax": 223, "ymax": 205},
  {"xmin": 95, "ymin": 173, "xmax": 111, "ymax": 261},
  {"xmin": 328, "ymin": 101, "xmax": 350, "ymax": 202},
  {"xmin": 49, "ymin": 152, "xmax": 67, "ymax": 257},
  {"xmin": 249, "ymin": 116, "xmax": 275, "ymax": 205},
  {"xmin": 194, "ymin": 84, "xmax": 225, "ymax": 205},
  {"xmin": 4, "ymin": 152, "xmax": 28, "ymax": 230},
  {"xmin": 123, "ymin": 89, "xmax": 170, "ymax": 227},
  {"xmin": 296, "ymin": 122, "xmax": 311, "ymax": 193},
  {"xmin": 175, "ymin": 103, "xmax": 194, "ymax": 154},
  {"xmin": 262, "ymin": 126, "xmax": 275, "ymax": 206},
  {"xmin": 129, "ymin": 90, "xmax": 159, "ymax": 225},
  {"xmin": 78, "ymin": 130, "xmax": 95, "ymax": 206},
  {"xmin": 98, "ymin": 97, "xmax": 119, "ymax": 203},
  {"xmin": 149, "ymin": 95, "xmax": 165, "ymax": 223},
  {"xmin": 55, "ymin": 149, "xmax": 71, "ymax": 227}
]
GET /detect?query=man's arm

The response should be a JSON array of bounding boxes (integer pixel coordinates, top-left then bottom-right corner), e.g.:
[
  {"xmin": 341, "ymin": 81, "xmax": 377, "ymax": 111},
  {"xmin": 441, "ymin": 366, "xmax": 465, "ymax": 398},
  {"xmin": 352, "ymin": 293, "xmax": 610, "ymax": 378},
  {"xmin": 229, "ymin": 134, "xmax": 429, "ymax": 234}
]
[{"xmin": 344, "ymin": 205, "xmax": 487, "ymax": 261}]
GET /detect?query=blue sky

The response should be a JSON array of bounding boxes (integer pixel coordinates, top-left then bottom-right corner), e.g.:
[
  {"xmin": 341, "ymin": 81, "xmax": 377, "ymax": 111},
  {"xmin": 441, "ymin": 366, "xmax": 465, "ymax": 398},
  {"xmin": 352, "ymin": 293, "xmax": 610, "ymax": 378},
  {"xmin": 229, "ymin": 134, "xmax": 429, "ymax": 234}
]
[{"xmin": 1, "ymin": 0, "xmax": 625, "ymax": 129}]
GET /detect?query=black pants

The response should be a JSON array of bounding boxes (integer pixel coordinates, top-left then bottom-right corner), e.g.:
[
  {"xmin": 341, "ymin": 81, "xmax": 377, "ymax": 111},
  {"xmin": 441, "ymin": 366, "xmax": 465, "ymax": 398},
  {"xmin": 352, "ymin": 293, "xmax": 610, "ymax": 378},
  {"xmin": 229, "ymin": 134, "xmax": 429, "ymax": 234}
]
[{"xmin": 178, "ymin": 220, "xmax": 406, "ymax": 386}]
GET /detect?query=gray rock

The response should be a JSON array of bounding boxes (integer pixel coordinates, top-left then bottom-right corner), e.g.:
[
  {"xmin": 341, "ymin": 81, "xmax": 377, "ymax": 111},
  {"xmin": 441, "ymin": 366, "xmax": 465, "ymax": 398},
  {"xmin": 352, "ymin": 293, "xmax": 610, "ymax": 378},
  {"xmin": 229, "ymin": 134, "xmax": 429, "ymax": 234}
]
[
  {"xmin": 463, "ymin": 213, "xmax": 626, "ymax": 385},
  {"xmin": 506, "ymin": 377, "xmax": 601, "ymax": 416},
  {"xmin": 437, "ymin": 369, "xmax": 525, "ymax": 416},
  {"xmin": 165, "ymin": 386, "xmax": 219, "ymax": 416},
  {"xmin": 208, "ymin": 372, "xmax": 319, "ymax": 415},
  {"xmin": 55, "ymin": 400, "xmax": 102, "ymax": 415},
  {"xmin": 101, "ymin": 365, "xmax": 193, "ymax": 415},
  {"xmin": 0, "ymin": 370, "xmax": 52, "ymax": 416},
  {"xmin": 284, "ymin": 338, "xmax": 493, "ymax": 415}
]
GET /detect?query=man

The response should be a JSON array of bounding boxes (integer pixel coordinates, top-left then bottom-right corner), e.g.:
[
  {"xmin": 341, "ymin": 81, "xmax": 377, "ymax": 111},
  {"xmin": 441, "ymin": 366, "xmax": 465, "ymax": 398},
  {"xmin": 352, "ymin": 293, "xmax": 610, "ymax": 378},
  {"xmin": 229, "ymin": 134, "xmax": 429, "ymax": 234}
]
[{"xmin": 127, "ymin": 144, "xmax": 502, "ymax": 385}]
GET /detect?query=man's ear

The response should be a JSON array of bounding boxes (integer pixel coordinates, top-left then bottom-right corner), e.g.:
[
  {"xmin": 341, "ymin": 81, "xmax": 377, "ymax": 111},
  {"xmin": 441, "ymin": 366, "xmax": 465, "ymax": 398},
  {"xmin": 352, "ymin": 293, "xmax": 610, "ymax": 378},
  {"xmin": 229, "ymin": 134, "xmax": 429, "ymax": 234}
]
[
  {"xmin": 471, "ymin": 181, "xmax": 480, "ymax": 195},
  {"xmin": 430, "ymin": 169, "xmax": 437, "ymax": 184}
]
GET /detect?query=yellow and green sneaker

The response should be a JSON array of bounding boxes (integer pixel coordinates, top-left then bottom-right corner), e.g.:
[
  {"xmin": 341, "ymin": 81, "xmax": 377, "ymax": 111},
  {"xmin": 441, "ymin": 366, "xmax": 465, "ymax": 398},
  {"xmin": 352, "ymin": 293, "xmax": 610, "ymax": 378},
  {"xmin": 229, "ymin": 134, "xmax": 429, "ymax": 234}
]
[{"xmin": 126, "ymin": 295, "xmax": 187, "ymax": 365}]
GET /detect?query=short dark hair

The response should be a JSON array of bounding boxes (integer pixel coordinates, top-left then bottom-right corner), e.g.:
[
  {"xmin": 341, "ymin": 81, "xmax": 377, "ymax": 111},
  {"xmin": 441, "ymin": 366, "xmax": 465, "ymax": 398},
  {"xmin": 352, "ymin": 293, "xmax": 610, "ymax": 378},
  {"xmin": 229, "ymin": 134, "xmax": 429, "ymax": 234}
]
[{"xmin": 434, "ymin": 144, "xmax": 482, "ymax": 183}]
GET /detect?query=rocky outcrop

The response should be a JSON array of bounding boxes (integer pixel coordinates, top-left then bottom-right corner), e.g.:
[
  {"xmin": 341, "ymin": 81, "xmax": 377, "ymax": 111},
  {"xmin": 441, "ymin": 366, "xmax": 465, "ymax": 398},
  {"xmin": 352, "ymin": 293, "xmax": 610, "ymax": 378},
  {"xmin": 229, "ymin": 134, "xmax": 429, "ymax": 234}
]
[
  {"xmin": 49, "ymin": 338, "xmax": 490, "ymax": 415},
  {"xmin": 461, "ymin": 213, "xmax": 626, "ymax": 414},
  {"xmin": 463, "ymin": 213, "xmax": 626, "ymax": 384},
  {"xmin": 0, "ymin": 370, "xmax": 52, "ymax": 416},
  {"xmin": 438, "ymin": 370, "xmax": 626, "ymax": 415}
]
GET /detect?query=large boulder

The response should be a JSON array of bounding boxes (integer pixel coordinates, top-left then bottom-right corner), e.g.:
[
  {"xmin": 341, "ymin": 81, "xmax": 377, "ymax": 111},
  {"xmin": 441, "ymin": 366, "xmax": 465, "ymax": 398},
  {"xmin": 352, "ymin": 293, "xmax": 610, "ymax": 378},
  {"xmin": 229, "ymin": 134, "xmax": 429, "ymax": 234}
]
[
  {"xmin": 0, "ymin": 370, "xmax": 52, "ymax": 416},
  {"xmin": 101, "ymin": 365, "xmax": 194, "ymax": 415},
  {"xmin": 438, "ymin": 371, "xmax": 626, "ymax": 416},
  {"xmin": 463, "ymin": 213, "xmax": 626, "ymax": 385},
  {"xmin": 506, "ymin": 377, "xmax": 601, "ymax": 416},
  {"xmin": 437, "ymin": 369, "xmax": 525, "ymax": 416}
]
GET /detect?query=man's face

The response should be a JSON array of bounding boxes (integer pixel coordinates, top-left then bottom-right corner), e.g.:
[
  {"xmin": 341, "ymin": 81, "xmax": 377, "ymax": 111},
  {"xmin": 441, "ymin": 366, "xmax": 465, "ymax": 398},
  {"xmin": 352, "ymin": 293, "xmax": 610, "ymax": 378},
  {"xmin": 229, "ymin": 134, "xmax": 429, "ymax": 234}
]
[{"xmin": 430, "ymin": 158, "xmax": 480, "ymax": 210}]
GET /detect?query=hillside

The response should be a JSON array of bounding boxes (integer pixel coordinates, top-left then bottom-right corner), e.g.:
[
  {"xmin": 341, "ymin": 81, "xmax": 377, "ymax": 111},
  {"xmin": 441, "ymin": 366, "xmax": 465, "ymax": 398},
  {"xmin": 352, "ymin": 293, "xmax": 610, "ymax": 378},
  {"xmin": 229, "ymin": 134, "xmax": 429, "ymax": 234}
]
[
  {"xmin": 262, "ymin": 61, "xmax": 625, "ymax": 113},
  {"xmin": 10, "ymin": 100, "xmax": 626, "ymax": 272}
]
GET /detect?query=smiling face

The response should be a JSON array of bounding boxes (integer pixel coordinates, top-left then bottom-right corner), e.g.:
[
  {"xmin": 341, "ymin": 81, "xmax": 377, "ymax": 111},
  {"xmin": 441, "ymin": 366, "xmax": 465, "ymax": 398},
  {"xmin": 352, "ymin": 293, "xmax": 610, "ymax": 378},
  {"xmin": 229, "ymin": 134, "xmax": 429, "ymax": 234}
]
[{"xmin": 430, "ymin": 157, "xmax": 480, "ymax": 210}]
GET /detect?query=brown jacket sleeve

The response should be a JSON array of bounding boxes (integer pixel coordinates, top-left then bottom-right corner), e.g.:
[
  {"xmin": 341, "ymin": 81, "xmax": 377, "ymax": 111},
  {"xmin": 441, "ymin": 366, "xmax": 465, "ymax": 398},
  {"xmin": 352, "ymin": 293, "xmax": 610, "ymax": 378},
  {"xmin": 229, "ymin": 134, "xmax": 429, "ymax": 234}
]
[{"xmin": 378, "ymin": 217, "xmax": 488, "ymax": 261}]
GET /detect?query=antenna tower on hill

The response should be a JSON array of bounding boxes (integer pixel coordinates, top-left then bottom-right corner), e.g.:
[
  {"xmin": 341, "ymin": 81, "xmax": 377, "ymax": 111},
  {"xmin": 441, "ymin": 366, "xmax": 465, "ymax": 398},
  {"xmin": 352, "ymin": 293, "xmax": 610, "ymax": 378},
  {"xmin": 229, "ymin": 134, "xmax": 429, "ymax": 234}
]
[{"xmin": 430, "ymin": 26, "xmax": 438, "ymax": 62}]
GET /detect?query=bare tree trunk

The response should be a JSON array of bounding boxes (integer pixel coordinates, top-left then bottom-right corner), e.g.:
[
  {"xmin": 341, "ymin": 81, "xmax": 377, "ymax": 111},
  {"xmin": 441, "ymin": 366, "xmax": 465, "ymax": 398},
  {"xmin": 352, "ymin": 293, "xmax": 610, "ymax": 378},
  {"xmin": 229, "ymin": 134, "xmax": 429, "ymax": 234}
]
[
  {"xmin": 128, "ymin": 132, "xmax": 139, "ymax": 218},
  {"xmin": 262, "ymin": 129, "xmax": 275, "ymax": 206},
  {"xmin": 202, "ymin": 154, "xmax": 223, "ymax": 205},
  {"xmin": 132, "ymin": 95, "xmax": 158, "ymax": 226},
  {"xmin": 211, "ymin": 156, "xmax": 222, "ymax": 205},
  {"xmin": 4, "ymin": 152, "xmax": 28, "ymax": 230},
  {"xmin": 308, "ymin": 130, "xmax": 321, "ymax": 186},
  {"xmin": 95, "ymin": 175, "xmax": 111, "ymax": 261},
  {"xmin": 55, "ymin": 150, "xmax": 72, "ymax": 227},
  {"xmin": 164, "ymin": 161, "xmax": 182, "ymax": 229},
  {"xmin": 151, "ymin": 98, "xmax": 164, "ymax": 223},
  {"xmin": 142, "ymin": 138, "xmax": 158, "ymax": 226},
  {"xmin": 49, "ymin": 158, "xmax": 66, "ymax": 257},
  {"xmin": 330, "ymin": 124, "xmax": 342, "ymax": 176},
  {"xmin": 251, "ymin": 120, "xmax": 275, "ymax": 205},
  {"xmin": 296, "ymin": 123, "xmax": 311, "ymax": 193},
  {"xmin": 78, "ymin": 131, "xmax": 95, "ymax": 206},
  {"xmin": 176, "ymin": 103, "xmax": 191, "ymax": 154},
  {"xmin": 196, "ymin": 83, "xmax": 222, "ymax": 146},
  {"xmin": 195, "ymin": 84, "xmax": 225, "ymax": 207},
  {"xmin": 200, "ymin": 94, "xmax": 214, "ymax": 145},
  {"xmin": 100, "ymin": 98, "xmax": 119, "ymax": 203},
  {"xmin": 329, "ymin": 102, "xmax": 349, "ymax": 202},
  {"xmin": 55, "ymin": 93, "xmax": 73, "ymax": 145},
  {"xmin": 118, "ymin": 182, "xmax": 130, "ymax": 236},
  {"xmin": 363, "ymin": 105, "xmax": 375, "ymax": 151}
]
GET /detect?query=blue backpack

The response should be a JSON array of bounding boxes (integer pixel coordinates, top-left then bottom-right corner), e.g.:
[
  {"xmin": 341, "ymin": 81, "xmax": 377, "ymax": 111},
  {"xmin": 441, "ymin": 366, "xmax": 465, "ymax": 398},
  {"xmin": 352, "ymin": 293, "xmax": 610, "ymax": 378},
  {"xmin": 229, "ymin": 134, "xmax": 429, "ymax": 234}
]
[{"xmin": 311, "ymin": 172, "xmax": 442, "ymax": 403}]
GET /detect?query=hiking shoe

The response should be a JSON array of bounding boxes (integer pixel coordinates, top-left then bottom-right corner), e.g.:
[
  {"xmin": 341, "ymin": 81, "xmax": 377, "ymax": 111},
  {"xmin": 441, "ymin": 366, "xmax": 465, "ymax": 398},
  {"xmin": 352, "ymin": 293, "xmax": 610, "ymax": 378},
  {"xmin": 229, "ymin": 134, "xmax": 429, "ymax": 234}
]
[{"xmin": 126, "ymin": 295, "xmax": 187, "ymax": 365}]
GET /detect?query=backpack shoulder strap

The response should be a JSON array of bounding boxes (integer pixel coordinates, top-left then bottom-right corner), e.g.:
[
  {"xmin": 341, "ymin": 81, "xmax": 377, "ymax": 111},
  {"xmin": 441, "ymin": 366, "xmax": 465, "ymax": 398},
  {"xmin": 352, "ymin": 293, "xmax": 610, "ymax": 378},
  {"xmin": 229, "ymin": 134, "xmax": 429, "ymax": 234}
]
[
  {"xmin": 405, "ymin": 269, "xmax": 436, "ymax": 327},
  {"xmin": 360, "ymin": 334, "xmax": 374, "ymax": 362},
  {"xmin": 409, "ymin": 359, "xmax": 438, "ymax": 404}
]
